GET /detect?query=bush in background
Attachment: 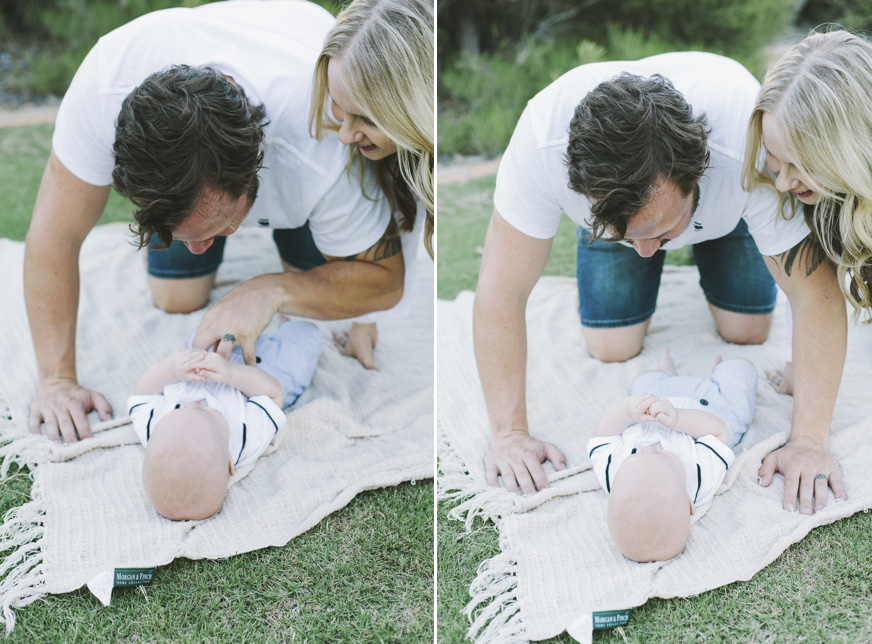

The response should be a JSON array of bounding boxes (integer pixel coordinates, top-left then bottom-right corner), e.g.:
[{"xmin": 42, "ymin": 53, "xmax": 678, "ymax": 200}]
[
  {"xmin": 438, "ymin": 0, "xmax": 801, "ymax": 157},
  {"xmin": 0, "ymin": 0, "xmax": 338, "ymax": 100}
]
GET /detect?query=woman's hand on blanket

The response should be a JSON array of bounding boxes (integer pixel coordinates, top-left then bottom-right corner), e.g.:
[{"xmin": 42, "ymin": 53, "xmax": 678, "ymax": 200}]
[
  {"xmin": 765, "ymin": 361, "xmax": 794, "ymax": 396},
  {"xmin": 485, "ymin": 430, "xmax": 567, "ymax": 495},
  {"xmin": 333, "ymin": 322, "xmax": 378, "ymax": 370},
  {"xmin": 28, "ymin": 378, "xmax": 113, "ymax": 443},
  {"xmin": 758, "ymin": 436, "xmax": 847, "ymax": 514},
  {"xmin": 192, "ymin": 277, "xmax": 279, "ymax": 366}
]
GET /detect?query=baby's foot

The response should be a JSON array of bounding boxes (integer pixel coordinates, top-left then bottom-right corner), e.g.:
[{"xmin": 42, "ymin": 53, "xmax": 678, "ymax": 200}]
[
  {"xmin": 658, "ymin": 348, "xmax": 677, "ymax": 376},
  {"xmin": 766, "ymin": 362, "xmax": 794, "ymax": 396}
]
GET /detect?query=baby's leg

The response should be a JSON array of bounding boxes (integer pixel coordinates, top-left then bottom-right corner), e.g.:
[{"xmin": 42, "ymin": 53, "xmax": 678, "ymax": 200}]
[{"xmin": 658, "ymin": 348, "xmax": 677, "ymax": 376}]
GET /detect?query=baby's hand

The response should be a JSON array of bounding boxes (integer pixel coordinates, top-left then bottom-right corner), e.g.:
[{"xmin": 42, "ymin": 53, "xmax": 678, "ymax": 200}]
[
  {"xmin": 626, "ymin": 393, "xmax": 656, "ymax": 423},
  {"xmin": 170, "ymin": 349, "xmax": 208, "ymax": 381},
  {"xmin": 194, "ymin": 352, "xmax": 233, "ymax": 384},
  {"xmin": 649, "ymin": 398, "xmax": 678, "ymax": 428}
]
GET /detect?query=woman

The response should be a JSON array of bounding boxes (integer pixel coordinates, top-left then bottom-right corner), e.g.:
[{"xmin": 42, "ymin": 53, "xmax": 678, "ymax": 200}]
[
  {"xmin": 310, "ymin": 0, "xmax": 434, "ymax": 369},
  {"xmin": 742, "ymin": 28, "xmax": 872, "ymax": 392}
]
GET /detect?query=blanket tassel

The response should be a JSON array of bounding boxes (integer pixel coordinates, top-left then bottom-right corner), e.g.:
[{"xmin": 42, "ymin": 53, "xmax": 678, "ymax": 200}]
[
  {"xmin": 0, "ymin": 501, "xmax": 47, "ymax": 635},
  {"xmin": 465, "ymin": 550, "xmax": 527, "ymax": 643}
]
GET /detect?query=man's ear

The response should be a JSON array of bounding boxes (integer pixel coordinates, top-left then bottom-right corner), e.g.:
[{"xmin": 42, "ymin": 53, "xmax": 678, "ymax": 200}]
[{"xmin": 228, "ymin": 456, "xmax": 235, "ymax": 476}]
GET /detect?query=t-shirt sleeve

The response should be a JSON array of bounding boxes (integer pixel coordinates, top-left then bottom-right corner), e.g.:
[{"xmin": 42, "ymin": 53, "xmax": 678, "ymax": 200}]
[
  {"xmin": 693, "ymin": 435, "xmax": 735, "ymax": 506},
  {"xmin": 126, "ymin": 394, "xmax": 162, "ymax": 446},
  {"xmin": 52, "ymin": 43, "xmax": 117, "ymax": 186},
  {"xmin": 233, "ymin": 395, "xmax": 285, "ymax": 471},
  {"xmin": 741, "ymin": 185, "xmax": 811, "ymax": 257},
  {"xmin": 493, "ymin": 106, "xmax": 565, "ymax": 240},
  {"xmin": 306, "ymin": 166, "xmax": 393, "ymax": 258},
  {"xmin": 586, "ymin": 435, "xmax": 622, "ymax": 493}
]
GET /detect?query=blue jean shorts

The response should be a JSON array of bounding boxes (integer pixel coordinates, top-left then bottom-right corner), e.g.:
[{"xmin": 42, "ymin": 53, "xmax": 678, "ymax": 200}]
[
  {"xmin": 576, "ymin": 218, "xmax": 776, "ymax": 328},
  {"xmin": 147, "ymin": 222, "xmax": 328, "ymax": 279}
]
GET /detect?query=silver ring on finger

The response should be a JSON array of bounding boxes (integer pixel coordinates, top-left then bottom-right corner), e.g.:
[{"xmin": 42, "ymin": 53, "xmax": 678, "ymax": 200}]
[
  {"xmin": 774, "ymin": 375, "xmax": 783, "ymax": 386},
  {"xmin": 339, "ymin": 336, "xmax": 349, "ymax": 348}
]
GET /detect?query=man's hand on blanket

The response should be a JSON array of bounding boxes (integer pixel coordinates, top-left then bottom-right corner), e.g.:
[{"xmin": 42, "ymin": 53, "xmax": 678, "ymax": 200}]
[
  {"xmin": 193, "ymin": 277, "xmax": 278, "ymax": 366},
  {"xmin": 333, "ymin": 322, "xmax": 378, "ymax": 370},
  {"xmin": 28, "ymin": 378, "xmax": 113, "ymax": 443},
  {"xmin": 758, "ymin": 436, "xmax": 847, "ymax": 514},
  {"xmin": 485, "ymin": 429, "xmax": 567, "ymax": 495}
]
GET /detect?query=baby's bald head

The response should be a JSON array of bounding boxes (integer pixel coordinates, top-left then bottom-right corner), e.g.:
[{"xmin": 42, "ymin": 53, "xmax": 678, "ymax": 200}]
[
  {"xmin": 607, "ymin": 451, "xmax": 692, "ymax": 562},
  {"xmin": 142, "ymin": 406, "xmax": 231, "ymax": 521}
]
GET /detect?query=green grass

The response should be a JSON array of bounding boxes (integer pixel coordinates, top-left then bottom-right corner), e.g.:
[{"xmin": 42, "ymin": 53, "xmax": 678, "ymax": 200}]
[
  {"xmin": 0, "ymin": 123, "xmax": 434, "ymax": 642},
  {"xmin": 436, "ymin": 177, "xmax": 872, "ymax": 642},
  {"xmin": 0, "ymin": 124, "xmax": 136, "ymax": 240}
]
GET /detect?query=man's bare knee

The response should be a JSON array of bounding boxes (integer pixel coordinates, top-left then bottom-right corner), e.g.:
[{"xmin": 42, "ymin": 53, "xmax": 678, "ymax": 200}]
[
  {"xmin": 148, "ymin": 274, "xmax": 215, "ymax": 314},
  {"xmin": 710, "ymin": 307, "xmax": 772, "ymax": 345},
  {"xmin": 583, "ymin": 321, "xmax": 648, "ymax": 363}
]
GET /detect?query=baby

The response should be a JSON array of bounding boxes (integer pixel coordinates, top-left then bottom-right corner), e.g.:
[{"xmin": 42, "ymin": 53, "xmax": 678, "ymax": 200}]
[
  {"xmin": 127, "ymin": 319, "xmax": 322, "ymax": 521},
  {"xmin": 587, "ymin": 349, "xmax": 757, "ymax": 563}
]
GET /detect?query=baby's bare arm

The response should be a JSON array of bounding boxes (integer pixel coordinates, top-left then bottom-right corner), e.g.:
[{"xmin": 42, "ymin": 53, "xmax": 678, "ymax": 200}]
[
  {"xmin": 594, "ymin": 394, "xmax": 656, "ymax": 437},
  {"xmin": 669, "ymin": 408, "xmax": 729, "ymax": 445},
  {"xmin": 227, "ymin": 364, "xmax": 283, "ymax": 408},
  {"xmin": 134, "ymin": 350, "xmax": 205, "ymax": 395}
]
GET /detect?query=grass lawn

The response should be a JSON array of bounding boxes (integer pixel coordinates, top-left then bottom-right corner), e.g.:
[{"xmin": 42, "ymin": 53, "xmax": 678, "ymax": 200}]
[
  {"xmin": 0, "ymin": 123, "xmax": 434, "ymax": 642},
  {"xmin": 436, "ymin": 176, "xmax": 872, "ymax": 643}
]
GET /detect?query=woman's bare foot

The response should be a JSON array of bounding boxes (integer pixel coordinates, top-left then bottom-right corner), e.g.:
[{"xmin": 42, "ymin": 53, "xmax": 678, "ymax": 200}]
[{"xmin": 765, "ymin": 361, "xmax": 794, "ymax": 395}]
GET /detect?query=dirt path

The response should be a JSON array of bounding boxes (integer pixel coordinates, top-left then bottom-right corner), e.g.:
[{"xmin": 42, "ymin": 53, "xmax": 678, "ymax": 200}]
[{"xmin": 0, "ymin": 105, "xmax": 58, "ymax": 129}]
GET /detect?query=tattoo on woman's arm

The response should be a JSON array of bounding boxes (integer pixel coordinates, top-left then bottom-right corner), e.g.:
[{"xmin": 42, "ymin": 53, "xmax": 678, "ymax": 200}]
[
  {"xmin": 776, "ymin": 235, "xmax": 827, "ymax": 278},
  {"xmin": 344, "ymin": 219, "xmax": 401, "ymax": 262}
]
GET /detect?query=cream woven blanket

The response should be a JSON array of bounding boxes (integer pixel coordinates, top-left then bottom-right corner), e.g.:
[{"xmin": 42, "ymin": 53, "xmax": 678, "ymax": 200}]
[
  {"xmin": 0, "ymin": 224, "xmax": 433, "ymax": 633},
  {"xmin": 438, "ymin": 269, "xmax": 872, "ymax": 643}
]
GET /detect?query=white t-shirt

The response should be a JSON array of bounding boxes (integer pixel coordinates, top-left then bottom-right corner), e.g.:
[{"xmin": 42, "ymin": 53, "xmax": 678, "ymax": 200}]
[
  {"xmin": 52, "ymin": 0, "xmax": 390, "ymax": 258},
  {"xmin": 494, "ymin": 52, "xmax": 811, "ymax": 257},
  {"xmin": 586, "ymin": 406, "xmax": 736, "ymax": 508},
  {"xmin": 128, "ymin": 379, "xmax": 285, "ymax": 471}
]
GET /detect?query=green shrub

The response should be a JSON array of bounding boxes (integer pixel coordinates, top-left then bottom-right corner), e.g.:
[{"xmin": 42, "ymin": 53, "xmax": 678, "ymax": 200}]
[
  {"xmin": 437, "ymin": 25, "xmax": 749, "ymax": 157},
  {"xmin": 1, "ymin": 0, "xmax": 339, "ymax": 98}
]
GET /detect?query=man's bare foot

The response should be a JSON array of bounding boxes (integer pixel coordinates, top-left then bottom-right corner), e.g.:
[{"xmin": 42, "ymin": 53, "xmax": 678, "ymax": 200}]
[
  {"xmin": 766, "ymin": 361, "xmax": 794, "ymax": 395},
  {"xmin": 658, "ymin": 348, "xmax": 677, "ymax": 376}
]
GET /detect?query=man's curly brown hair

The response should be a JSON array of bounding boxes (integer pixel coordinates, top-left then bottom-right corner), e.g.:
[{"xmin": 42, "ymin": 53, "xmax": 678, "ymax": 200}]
[
  {"xmin": 113, "ymin": 65, "xmax": 268, "ymax": 249},
  {"xmin": 565, "ymin": 73, "xmax": 710, "ymax": 242}
]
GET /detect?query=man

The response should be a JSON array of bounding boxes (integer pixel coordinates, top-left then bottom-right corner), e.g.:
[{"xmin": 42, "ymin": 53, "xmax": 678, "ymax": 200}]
[
  {"xmin": 475, "ymin": 52, "xmax": 847, "ymax": 516},
  {"xmin": 25, "ymin": 1, "xmax": 405, "ymax": 444}
]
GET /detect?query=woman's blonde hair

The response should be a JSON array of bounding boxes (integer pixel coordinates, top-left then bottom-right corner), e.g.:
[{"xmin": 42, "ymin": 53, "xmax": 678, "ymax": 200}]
[
  {"xmin": 742, "ymin": 28, "xmax": 872, "ymax": 319},
  {"xmin": 310, "ymin": 0, "xmax": 434, "ymax": 259}
]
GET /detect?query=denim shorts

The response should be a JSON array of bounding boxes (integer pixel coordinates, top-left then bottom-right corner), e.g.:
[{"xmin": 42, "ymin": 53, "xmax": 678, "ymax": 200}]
[
  {"xmin": 576, "ymin": 218, "xmax": 776, "ymax": 328},
  {"xmin": 147, "ymin": 222, "xmax": 328, "ymax": 278}
]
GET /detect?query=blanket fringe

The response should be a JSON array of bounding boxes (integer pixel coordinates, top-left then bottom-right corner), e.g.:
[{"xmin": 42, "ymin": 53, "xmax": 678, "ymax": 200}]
[
  {"xmin": 0, "ymin": 501, "xmax": 47, "ymax": 635},
  {"xmin": 0, "ymin": 436, "xmax": 52, "ymax": 480},
  {"xmin": 437, "ymin": 427, "xmax": 515, "ymax": 529},
  {"xmin": 465, "ymin": 551, "xmax": 527, "ymax": 643}
]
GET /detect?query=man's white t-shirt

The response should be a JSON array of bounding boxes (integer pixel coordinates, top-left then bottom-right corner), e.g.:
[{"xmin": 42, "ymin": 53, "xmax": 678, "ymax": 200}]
[
  {"xmin": 52, "ymin": 0, "xmax": 390, "ymax": 259},
  {"xmin": 494, "ymin": 52, "xmax": 810, "ymax": 257}
]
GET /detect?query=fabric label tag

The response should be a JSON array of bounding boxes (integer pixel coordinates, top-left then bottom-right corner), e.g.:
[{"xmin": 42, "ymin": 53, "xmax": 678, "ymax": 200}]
[
  {"xmin": 113, "ymin": 568, "xmax": 156, "ymax": 587},
  {"xmin": 592, "ymin": 609, "xmax": 631, "ymax": 629}
]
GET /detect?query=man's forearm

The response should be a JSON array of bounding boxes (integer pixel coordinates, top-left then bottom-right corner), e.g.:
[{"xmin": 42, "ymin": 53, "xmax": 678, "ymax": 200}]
[
  {"xmin": 473, "ymin": 292, "xmax": 529, "ymax": 436},
  {"xmin": 266, "ymin": 259, "xmax": 403, "ymax": 320},
  {"xmin": 23, "ymin": 235, "xmax": 82, "ymax": 383}
]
